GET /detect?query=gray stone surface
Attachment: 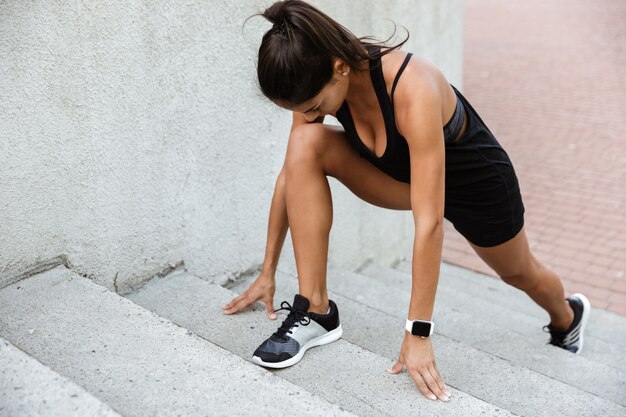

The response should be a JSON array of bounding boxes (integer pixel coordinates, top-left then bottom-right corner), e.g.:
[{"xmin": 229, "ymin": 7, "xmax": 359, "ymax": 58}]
[
  {"xmin": 0, "ymin": 336, "xmax": 121, "ymax": 417},
  {"xmin": 333, "ymin": 266, "xmax": 626, "ymax": 407},
  {"xmin": 0, "ymin": 0, "xmax": 462, "ymax": 293},
  {"xmin": 229, "ymin": 270, "xmax": 626, "ymax": 417},
  {"xmin": 0, "ymin": 266, "xmax": 355, "ymax": 417},
  {"xmin": 128, "ymin": 271, "xmax": 516, "ymax": 417},
  {"xmin": 400, "ymin": 261, "xmax": 626, "ymax": 342},
  {"xmin": 391, "ymin": 261, "xmax": 626, "ymax": 368}
]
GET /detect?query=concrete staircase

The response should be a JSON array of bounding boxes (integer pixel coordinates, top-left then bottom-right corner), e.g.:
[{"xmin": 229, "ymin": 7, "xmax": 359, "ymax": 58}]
[{"xmin": 1, "ymin": 262, "xmax": 624, "ymax": 416}]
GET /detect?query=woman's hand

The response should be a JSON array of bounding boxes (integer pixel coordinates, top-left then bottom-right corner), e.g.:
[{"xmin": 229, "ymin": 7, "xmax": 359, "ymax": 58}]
[
  {"xmin": 222, "ymin": 271, "xmax": 277, "ymax": 320},
  {"xmin": 387, "ymin": 332, "xmax": 451, "ymax": 402}
]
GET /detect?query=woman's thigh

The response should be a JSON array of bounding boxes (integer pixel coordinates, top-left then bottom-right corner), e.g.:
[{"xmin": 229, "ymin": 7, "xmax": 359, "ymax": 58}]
[
  {"xmin": 467, "ymin": 225, "xmax": 540, "ymax": 286},
  {"xmin": 288, "ymin": 123, "xmax": 411, "ymax": 210}
]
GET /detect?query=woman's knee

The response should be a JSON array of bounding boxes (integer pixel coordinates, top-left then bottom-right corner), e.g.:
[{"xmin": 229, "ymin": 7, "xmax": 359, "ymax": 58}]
[
  {"xmin": 471, "ymin": 227, "xmax": 540, "ymax": 290},
  {"xmin": 498, "ymin": 256, "xmax": 541, "ymax": 290},
  {"xmin": 285, "ymin": 123, "xmax": 332, "ymax": 173},
  {"xmin": 286, "ymin": 124, "xmax": 324, "ymax": 162}
]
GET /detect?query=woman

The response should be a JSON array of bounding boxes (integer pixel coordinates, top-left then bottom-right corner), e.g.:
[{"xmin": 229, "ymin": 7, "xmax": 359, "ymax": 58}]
[{"xmin": 223, "ymin": 0, "xmax": 590, "ymax": 402}]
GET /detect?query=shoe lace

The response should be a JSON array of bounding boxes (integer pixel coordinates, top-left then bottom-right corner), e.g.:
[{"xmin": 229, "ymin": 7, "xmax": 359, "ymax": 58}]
[
  {"xmin": 542, "ymin": 324, "xmax": 566, "ymax": 347},
  {"xmin": 272, "ymin": 301, "xmax": 311, "ymax": 340}
]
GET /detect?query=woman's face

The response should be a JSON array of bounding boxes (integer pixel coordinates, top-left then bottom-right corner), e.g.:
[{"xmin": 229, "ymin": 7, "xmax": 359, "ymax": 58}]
[{"xmin": 276, "ymin": 60, "xmax": 351, "ymax": 122}]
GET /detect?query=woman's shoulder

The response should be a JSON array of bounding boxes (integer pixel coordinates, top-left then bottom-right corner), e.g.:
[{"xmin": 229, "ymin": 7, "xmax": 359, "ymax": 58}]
[
  {"xmin": 380, "ymin": 49, "xmax": 441, "ymax": 92},
  {"xmin": 380, "ymin": 49, "xmax": 449, "ymax": 104}
]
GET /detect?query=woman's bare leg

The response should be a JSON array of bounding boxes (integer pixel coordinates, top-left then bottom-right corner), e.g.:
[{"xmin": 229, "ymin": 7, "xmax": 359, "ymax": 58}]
[
  {"xmin": 284, "ymin": 130, "xmax": 333, "ymax": 314},
  {"xmin": 469, "ymin": 226, "xmax": 574, "ymax": 330},
  {"xmin": 283, "ymin": 123, "xmax": 411, "ymax": 314}
]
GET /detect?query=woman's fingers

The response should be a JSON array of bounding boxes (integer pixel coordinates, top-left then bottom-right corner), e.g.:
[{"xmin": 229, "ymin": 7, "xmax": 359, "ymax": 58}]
[
  {"xmin": 407, "ymin": 368, "xmax": 437, "ymax": 401},
  {"xmin": 405, "ymin": 365, "xmax": 450, "ymax": 402},
  {"xmin": 223, "ymin": 274, "xmax": 276, "ymax": 318},
  {"xmin": 422, "ymin": 367, "xmax": 449, "ymax": 401},
  {"xmin": 223, "ymin": 293, "xmax": 253, "ymax": 314},
  {"xmin": 263, "ymin": 296, "xmax": 277, "ymax": 320},
  {"xmin": 391, "ymin": 336, "xmax": 448, "ymax": 401},
  {"xmin": 222, "ymin": 293, "xmax": 244, "ymax": 311},
  {"xmin": 428, "ymin": 365, "xmax": 451, "ymax": 398},
  {"xmin": 386, "ymin": 353, "xmax": 405, "ymax": 374}
]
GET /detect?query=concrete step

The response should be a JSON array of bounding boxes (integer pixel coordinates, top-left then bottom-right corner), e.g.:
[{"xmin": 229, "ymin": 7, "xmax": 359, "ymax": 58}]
[
  {"xmin": 0, "ymin": 335, "xmax": 121, "ymax": 417},
  {"xmin": 0, "ymin": 266, "xmax": 356, "ymax": 417},
  {"xmin": 228, "ymin": 269, "xmax": 625, "ymax": 417},
  {"xmin": 330, "ymin": 266, "xmax": 626, "ymax": 408},
  {"xmin": 128, "ymin": 271, "xmax": 517, "ymax": 417},
  {"xmin": 388, "ymin": 261, "xmax": 626, "ymax": 368},
  {"xmin": 398, "ymin": 261, "xmax": 626, "ymax": 344}
]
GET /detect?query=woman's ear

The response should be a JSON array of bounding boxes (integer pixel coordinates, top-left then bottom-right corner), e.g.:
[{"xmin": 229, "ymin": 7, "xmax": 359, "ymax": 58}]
[{"xmin": 333, "ymin": 58, "xmax": 350, "ymax": 76}]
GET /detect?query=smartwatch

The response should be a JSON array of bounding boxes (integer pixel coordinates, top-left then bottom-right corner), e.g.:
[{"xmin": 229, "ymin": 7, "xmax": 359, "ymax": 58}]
[{"xmin": 405, "ymin": 319, "xmax": 435, "ymax": 338}]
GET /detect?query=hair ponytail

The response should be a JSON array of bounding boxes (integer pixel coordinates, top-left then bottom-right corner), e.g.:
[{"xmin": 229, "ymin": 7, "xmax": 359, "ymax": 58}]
[{"xmin": 251, "ymin": 0, "xmax": 409, "ymax": 105}]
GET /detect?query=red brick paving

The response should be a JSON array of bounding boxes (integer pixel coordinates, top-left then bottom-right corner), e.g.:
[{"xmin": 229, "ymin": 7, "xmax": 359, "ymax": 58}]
[{"xmin": 441, "ymin": 0, "xmax": 626, "ymax": 315}]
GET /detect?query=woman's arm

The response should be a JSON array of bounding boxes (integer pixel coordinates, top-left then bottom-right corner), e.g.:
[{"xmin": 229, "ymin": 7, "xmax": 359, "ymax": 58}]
[
  {"xmin": 260, "ymin": 167, "xmax": 289, "ymax": 276},
  {"xmin": 223, "ymin": 167, "xmax": 287, "ymax": 318},
  {"xmin": 403, "ymin": 82, "xmax": 445, "ymax": 326},
  {"xmin": 386, "ymin": 58, "xmax": 450, "ymax": 402}
]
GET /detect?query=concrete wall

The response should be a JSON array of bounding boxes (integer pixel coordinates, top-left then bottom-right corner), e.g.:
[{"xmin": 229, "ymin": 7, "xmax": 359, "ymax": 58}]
[{"xmin": 0, "ymin": 0, "xmax": 463, "ymax": 293}]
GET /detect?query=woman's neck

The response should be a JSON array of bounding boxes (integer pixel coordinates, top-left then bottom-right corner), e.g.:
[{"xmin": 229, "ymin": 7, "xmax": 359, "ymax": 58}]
[{"xmin": 345, "ymin": 64, "xmax": 376, "ymax": 109}]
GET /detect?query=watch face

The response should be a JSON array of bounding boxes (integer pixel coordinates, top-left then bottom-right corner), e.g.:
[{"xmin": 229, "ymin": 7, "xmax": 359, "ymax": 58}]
[{"xmin": 411, "ymin": 321, "xmax": 432, "ymax": 336}]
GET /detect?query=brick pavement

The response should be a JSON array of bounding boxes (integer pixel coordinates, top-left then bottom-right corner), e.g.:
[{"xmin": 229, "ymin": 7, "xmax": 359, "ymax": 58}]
[{"xmin": 442, "ymin": 0, "xmax": 626, "ymax": 315}]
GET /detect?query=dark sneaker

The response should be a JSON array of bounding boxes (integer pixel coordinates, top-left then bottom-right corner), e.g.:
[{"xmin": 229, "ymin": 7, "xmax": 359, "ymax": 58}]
[
  {"xmin": 543, "ymin": 293, "xmax": 591, "ymax": 354},
  {"xmin": 252, "ymin": 294, "xmax": 343, "ymax": 368}
]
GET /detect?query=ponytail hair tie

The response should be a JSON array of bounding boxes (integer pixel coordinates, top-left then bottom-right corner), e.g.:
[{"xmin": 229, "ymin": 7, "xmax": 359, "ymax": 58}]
[{"xmin": 274, "ymin": 20, "xmax": 287, "ymax": 37}]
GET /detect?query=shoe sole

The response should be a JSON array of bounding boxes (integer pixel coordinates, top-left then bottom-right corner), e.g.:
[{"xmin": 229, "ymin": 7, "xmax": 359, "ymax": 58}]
[
  {"xmin": 571, "ymin": 292, "xmax": 591, "ymax": 354},
  {"xmin": 252, "ymin": 324, "xmax": 343, "ymax": 369}
]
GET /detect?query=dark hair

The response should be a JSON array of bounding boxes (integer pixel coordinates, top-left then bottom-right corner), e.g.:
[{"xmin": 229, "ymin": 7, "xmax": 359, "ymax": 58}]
[{"xmin": 251, "ymin": 0, "xmax": 409, "ymax": 106}]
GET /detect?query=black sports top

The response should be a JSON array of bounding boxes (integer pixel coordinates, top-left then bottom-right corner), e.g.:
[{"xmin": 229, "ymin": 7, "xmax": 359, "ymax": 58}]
[{"xmin": 335, "ymin": 47, "xmax": 466, "ymax": 184}]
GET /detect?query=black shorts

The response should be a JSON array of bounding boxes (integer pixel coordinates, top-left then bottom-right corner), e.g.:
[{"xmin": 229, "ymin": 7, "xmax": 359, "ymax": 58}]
[{"xmin": 443, "ymin": 87, "xmax": 525, "ymax": 247}]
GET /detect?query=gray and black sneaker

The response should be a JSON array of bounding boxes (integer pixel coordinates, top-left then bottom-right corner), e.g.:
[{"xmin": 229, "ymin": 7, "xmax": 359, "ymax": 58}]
[
  {"xmin": 252, "ymin": 294, "xmax": 343, "ymax": 368},
  {"xmin": 543, "ymin": 293, "xmax": 591, "ymax": 354}
]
